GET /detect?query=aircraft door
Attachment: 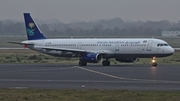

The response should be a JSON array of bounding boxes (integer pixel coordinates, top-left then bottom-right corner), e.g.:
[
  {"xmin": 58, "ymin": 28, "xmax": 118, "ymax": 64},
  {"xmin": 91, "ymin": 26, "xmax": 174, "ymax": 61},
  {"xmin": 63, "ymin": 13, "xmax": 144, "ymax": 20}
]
[
  {"xmin": 40, "ymin": 41, "xmax": 44, "ymax": 46},
  {"xmin": 147, "ymin": 40, "xmax": 153, "ymax": 51},
  {"xmin": 77, "ymin": 42, "xmax": 82, "ymax": 49},
  {"xmin": 39, "ymin": 41, "xmax": 45, "ymax": 52},
  {"xmin": 115, "ymin": 43, "xmax": 119, "ymax": 51}
]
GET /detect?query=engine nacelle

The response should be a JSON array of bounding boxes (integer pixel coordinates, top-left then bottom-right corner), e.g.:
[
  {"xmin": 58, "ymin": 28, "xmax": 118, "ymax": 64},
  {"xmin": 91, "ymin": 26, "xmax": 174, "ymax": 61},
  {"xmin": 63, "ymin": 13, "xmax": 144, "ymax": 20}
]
[
  {"xmin": 81, "ymin": 53, "xmax": 102, "ymax": 63},
  {"xmin": 115, "ymin": 58, "xmax": 138, "ymax": 63}
]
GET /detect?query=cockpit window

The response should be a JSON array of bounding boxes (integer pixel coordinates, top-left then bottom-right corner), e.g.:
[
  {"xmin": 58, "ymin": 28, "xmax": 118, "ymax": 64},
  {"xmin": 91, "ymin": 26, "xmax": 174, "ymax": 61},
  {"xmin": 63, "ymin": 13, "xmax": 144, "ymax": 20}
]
[
  {"xmin": 163, "ymin": 44, "xmax": 168, "ymax": 46},
  {"xmin": 157, "ymin": 43, "xmax": 169, "ymax": 46}
]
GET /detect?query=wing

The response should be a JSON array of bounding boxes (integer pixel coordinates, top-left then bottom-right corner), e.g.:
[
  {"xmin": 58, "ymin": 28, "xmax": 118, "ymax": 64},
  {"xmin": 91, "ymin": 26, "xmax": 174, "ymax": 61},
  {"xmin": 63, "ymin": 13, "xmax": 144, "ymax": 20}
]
[
  {"xmin": 34, "ymin": 46, "xmax": 113, "ymax": 54},
  {"xmin": 8, "ymin": 41, "xmax": 113, "ymax": 55},
  {"xmin": 8, "ymin": 41, "xmax": 35, "ymax": 48}
]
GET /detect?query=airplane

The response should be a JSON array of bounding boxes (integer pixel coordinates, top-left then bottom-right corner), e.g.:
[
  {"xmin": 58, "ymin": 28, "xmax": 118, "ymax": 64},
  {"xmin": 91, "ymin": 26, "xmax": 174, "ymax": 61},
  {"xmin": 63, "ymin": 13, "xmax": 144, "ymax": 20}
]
[{"xmin": 9, "ymin": 13, "xmax": 174, "ymax": 66}]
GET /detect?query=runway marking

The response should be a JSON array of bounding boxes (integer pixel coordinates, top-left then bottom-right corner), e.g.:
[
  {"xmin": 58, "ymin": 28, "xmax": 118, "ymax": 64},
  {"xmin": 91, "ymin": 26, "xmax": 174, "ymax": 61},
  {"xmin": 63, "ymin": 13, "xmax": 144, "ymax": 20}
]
[
  {"xmin": 0, "ymin": 67, "xmax": 76, "ymax": 74},
  {"xmin": 75, "ymin": 66, "xmax": 180, "ymax": 83},
  {"xmin": 0, "ymin": 79, "xmax": 137, "ymax": 82},
  {"xmin": 17, "ymin": 66, "xmax": 76, "ymax": 72},
  {"xmin": 0, "ymin": 79, "xmax": 177, "ymax": 83},
  {"xmin": 1, "ymin": 65, "xmax": 180, "ymax": 84}
]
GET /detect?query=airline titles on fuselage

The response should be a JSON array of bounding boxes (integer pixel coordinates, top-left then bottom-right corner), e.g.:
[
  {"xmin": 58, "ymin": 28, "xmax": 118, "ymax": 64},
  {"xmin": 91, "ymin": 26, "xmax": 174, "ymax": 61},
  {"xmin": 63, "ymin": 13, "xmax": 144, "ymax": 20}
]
[{"xmin": 97, "ymin": 41, "xmax": 142, "ymax": 44}]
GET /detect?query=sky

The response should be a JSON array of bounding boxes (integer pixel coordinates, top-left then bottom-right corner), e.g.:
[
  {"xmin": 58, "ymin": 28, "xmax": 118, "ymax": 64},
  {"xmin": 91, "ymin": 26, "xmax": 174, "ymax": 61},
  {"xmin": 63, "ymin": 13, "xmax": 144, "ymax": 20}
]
[{"xmin": 0, "ymin": 0, "xmax": 179, "ymax": 23}]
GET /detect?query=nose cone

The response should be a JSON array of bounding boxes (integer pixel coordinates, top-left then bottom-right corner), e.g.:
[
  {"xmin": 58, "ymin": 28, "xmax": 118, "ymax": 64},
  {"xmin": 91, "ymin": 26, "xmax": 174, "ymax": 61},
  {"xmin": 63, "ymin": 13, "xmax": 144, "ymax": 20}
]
[{"xmin": 168, "ymin": 47, "xmax": 174, "ymax": 55}]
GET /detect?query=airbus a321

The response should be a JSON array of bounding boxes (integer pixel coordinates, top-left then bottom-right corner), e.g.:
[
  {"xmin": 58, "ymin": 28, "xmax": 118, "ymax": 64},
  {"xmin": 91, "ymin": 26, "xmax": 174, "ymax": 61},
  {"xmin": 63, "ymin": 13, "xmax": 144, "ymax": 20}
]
[{"xmin": 9, "ymin": 13, "xmax": 174, "ymax": 66}]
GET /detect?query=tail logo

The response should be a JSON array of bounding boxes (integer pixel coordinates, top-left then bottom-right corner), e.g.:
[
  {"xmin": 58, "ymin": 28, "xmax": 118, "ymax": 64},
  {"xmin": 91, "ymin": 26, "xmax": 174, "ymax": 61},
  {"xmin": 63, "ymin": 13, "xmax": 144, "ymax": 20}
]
[{"xmin": 27, "ymin": 22, "xmax": 35, "ymax": 36}]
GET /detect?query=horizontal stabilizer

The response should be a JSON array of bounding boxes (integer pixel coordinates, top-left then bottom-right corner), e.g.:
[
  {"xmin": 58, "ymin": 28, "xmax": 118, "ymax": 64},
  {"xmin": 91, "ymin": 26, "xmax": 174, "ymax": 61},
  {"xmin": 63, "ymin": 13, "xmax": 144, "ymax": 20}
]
[
  {"xmin": 7, "ymin": 42, "xmax": 23, "ymax": 45},
  {"xmin": 8, "ymin": 42, "xmax": 34, "ymax": 45}
]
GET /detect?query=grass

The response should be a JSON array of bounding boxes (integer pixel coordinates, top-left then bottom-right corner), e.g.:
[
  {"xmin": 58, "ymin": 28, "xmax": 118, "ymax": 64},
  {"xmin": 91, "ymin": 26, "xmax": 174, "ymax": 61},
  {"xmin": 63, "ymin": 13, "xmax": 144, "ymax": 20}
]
[
  {"xmin": 0, "ymin": 49, "xmax": 79, "ymax": 64},
  {"xmin": 0, "ymin": 49, "xmax": 180, "ymax": 65},
  {"xmin": 0, "ymin": 89, "xmax": 180, "ymax": 101}
]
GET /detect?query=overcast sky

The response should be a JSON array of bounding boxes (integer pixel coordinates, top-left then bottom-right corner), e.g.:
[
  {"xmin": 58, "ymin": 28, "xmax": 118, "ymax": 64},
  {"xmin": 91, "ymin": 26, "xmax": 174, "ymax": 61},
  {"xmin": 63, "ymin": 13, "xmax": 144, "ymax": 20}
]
[{"xmin": 0, "ymin": 0, "xmax": 179, "ymax": 23}]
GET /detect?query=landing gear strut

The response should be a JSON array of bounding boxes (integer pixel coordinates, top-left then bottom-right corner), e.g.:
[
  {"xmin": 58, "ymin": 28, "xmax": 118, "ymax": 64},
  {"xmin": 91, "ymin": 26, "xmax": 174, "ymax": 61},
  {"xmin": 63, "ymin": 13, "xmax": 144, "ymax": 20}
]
[
  {"xmin": 79, "ymin": 60, "xmax": 87, "ymax": 66},
  {"xmin": 152, "ymin": 57, "xmax": 157, "ymax": 66},
  {"xmin": 102, "ymin": 59, "xmax": 110, "ymax": 66}
]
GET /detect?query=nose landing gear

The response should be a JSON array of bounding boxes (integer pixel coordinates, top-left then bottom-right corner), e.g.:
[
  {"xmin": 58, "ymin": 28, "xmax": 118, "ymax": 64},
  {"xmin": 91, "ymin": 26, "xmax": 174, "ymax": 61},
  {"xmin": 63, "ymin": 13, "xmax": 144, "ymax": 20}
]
[{"xmin": 152, "ymin": 57, "xmax": 157, "ymax": 66}]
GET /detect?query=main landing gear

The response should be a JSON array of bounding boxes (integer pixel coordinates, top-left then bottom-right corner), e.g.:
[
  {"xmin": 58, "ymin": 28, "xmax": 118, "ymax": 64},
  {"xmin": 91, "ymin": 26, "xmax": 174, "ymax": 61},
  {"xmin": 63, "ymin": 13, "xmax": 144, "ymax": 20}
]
[
  {"xmin": 152, "ymin": 57, "xmax": 157, "ymax": 67},
  {"xmin": 79, "ymin": 60, "xmax": 111, "ymax": 66},
  {"xmin": 79, "ymin": 60, "xmax": 87, "ymax": 66},
  {"xmin": 102, "ymin": 59, "xmax": 110, "ymax": 66}
]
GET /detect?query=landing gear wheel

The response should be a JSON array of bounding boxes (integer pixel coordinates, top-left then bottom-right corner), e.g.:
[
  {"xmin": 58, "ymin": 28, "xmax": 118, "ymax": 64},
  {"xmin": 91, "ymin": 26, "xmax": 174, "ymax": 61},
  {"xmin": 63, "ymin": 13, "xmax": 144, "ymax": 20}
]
[
  {"xmin": 102, "ymin": 60, "xmax": 110, "ymax": 66},
  {"xmin": 79, "ymin": 60, "xmax": 87, "ymax": 66},
  {"xmin": 152, "ymin": 63, "xmax": 157, "ymax": 67}
]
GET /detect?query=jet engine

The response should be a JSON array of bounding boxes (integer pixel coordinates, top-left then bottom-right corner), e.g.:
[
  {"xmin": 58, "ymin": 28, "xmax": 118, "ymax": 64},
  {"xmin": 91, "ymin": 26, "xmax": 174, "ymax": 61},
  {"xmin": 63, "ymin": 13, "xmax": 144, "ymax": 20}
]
[
  {"xmin": 115, "ymin": 58, "xmax": 138, "ymax": 63},
  {"xmin": 81, "ymin": 53, "xmax": 102, "ymax": 63}
]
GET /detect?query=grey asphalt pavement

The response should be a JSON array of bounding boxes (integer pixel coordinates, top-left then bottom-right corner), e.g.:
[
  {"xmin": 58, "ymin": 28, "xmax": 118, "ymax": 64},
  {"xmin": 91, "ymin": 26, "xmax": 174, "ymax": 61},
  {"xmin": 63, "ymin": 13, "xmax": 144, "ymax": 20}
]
[{"xmin": 0, "ymin": 64, "xmax": 180, "ymax": 91}]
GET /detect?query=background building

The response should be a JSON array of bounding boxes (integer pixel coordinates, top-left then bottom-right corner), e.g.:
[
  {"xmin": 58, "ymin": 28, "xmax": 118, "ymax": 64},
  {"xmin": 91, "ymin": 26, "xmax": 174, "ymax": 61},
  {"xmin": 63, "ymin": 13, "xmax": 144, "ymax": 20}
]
[{"xmin": 162, "ymin": 31, "xmax": 180, "ymax": 37}]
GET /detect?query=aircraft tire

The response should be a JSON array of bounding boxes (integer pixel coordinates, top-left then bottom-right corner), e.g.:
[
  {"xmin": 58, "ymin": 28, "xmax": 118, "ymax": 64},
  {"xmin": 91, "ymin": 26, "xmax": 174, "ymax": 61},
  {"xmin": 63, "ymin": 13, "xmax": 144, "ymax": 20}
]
[
  {"xmin": 102, "ymin": 60, "xmax": 110, "ymax": 66},
  {"xmin": 152, "ymin": 63, "xmax": 157, "ymax": 67},
  {"xmin": 79, "ymin": 60, "xmax": 87, "ymax": 66}
]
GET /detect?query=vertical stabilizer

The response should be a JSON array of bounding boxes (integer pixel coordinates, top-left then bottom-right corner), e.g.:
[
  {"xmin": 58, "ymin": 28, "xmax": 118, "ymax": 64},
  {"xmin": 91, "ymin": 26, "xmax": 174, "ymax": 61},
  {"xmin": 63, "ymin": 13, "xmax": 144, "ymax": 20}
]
[{"xmin": 24, "ymin": 13, "xmax": 46, "ymax": 40}]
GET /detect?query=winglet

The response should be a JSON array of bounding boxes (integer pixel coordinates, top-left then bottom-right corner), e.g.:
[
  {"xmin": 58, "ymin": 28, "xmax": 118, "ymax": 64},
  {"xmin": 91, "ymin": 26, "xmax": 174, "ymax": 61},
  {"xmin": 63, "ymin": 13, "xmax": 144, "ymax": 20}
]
[{"xmin": 24, "ymin": 13, "xmax": 46, "ymax": 40}]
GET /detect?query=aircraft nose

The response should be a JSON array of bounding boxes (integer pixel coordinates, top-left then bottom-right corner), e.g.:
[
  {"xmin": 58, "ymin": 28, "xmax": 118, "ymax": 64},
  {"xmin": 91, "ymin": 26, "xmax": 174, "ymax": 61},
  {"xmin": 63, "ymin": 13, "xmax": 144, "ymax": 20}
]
[{"xmin": 168, "ymin": 47, "xmax": 174, "ymax": 54}]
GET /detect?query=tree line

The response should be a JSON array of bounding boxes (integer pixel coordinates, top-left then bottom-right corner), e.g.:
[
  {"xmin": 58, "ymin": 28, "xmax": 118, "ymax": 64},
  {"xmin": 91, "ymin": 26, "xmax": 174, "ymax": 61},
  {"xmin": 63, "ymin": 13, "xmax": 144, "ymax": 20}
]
[{"xmin": 0, "ymin": 18, "xmax": 180, "ymax": 37}]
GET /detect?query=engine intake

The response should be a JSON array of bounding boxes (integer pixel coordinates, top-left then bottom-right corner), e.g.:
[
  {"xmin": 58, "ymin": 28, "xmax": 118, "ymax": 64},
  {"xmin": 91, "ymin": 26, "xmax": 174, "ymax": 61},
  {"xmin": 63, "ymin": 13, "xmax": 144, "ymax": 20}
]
[
  {"xmin": 115, "ymin": 58, "xmax": 138, "ymax": 63},
  {"xmin": 81, "ymin": 53, "xmax": 102, "ymax": 63}
]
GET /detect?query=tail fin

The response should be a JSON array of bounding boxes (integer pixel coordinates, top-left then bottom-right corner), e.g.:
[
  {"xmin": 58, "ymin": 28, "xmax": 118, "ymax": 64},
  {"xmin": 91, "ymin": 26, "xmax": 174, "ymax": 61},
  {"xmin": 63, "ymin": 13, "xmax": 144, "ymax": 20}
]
[{"xmin": 24, "ymin": 13, "xmax": 46, "ymax": 40}]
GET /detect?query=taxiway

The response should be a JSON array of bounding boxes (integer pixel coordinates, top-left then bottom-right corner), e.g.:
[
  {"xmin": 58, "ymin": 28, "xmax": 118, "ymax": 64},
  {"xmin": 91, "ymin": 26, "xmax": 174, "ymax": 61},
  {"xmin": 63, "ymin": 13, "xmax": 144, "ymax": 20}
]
[{"xmin": 0, "ymin": 64, "xmax": 180, "ymax": 91}]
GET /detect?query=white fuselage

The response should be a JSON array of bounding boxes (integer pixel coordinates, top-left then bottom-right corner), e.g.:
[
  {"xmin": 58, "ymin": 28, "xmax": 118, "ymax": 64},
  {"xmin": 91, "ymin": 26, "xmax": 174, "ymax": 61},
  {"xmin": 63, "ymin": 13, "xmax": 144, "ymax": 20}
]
[{"xmin": 22, "ymin": 38, "xmax": 174, "ymax": 58}]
